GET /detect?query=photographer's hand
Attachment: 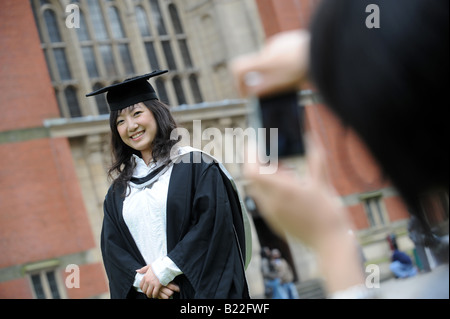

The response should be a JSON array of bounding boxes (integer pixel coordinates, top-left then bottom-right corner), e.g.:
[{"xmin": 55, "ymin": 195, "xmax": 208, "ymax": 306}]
[
  {"xmin": 244, "ymin": 134, "xmax": 365, "ymax": 294},
  {"xmin": 231, "ymin": 30, "xmax": 310, "ymax": 98}
]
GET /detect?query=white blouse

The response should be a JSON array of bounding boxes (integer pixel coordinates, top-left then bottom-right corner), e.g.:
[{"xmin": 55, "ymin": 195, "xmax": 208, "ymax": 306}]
[{"xmin": 123, "ymin": 154, "xmax": 183, "ymax": 291}]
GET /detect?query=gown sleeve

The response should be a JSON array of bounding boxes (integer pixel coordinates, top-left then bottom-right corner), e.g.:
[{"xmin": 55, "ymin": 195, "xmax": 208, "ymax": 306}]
[
  {"xmin": 167, "ymin": 162, "xmax": 248, "ymax": 298},
  {"xmin": 101, "ymin": 188, "xmax": 147, "ymax": 299}
]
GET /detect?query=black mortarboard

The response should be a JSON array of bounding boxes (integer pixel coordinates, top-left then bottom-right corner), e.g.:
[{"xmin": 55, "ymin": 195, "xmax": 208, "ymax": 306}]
[{"xmin": 85, "ymin": 70, "xmax": 168, "ymax": 111}]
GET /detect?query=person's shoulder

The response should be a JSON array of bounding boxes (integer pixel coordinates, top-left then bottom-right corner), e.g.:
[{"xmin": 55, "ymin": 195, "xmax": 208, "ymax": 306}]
[
  {"xmin": 104, "ymin": 182, "xmax": 126, "ymax": 205},
  {"xmin": 171, "ymin": 147, "xmax": 229, "ymax": 185},
  {"xmin": 104, "ymin": 183, "xmax": 115, "ymax": 200},
  {"xmin": 172, "ymin": 146, "xmax": 218, "ymax": 167}
]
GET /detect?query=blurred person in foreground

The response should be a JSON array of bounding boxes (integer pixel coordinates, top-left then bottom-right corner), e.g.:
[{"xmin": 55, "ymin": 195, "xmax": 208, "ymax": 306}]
[{"xmin": 231, "ymin": 0, "xmax": 448, "ymax": 298}]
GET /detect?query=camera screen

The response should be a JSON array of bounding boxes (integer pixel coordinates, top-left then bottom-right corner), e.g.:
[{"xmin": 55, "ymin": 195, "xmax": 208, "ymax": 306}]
[{"xmin": 260, "ymin": 92, "xmax": 305, "ymax": 158}]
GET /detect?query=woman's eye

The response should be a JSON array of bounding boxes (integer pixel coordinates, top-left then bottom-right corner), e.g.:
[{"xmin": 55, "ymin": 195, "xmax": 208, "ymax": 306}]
[
  {"xmin": 116, "ymin": 119, "xmax": 124, "ymax": 125},
  {"xmin": 134, "ymin": 111, "xmax": 142, "ymax": 117}
]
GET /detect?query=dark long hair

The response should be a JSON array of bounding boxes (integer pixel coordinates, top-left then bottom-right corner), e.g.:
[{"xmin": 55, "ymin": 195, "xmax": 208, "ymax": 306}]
[
  {"xmin": 107, "ymin": 99, "xmax": 180, "ymax": 194},
  {"xmin": 309, "ymin": 0, "xmax": 449, "ymax": 233}
]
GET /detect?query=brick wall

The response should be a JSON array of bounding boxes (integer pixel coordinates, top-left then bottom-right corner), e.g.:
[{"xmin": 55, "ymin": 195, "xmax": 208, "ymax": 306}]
[
  {"xmin": 0, "ymin": 138, "xmax": 95, "ymax": 268},
  {"xmin": 0, "ymin": 0, "xmax": 107, "ymax": 298},
  {"xmin": 63, "ymin": 263, "xmax": 109, "ymax": 299},
  {"xmin": 0, "ymin": 0, "xmax": 60, "ymax": 132},
  {"xmin": 304, "ymin": 103, "xmax": 391, "ymax": 196},
  {"xmin": 255, "ymin": 0, "xmax": 319, "ymax": 36}
]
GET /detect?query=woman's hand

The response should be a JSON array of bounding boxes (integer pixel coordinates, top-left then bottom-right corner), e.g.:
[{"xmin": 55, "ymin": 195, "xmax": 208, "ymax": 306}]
[{"xmin": 136, "ymin": 265, "xmax": 180, "ymax": 299}]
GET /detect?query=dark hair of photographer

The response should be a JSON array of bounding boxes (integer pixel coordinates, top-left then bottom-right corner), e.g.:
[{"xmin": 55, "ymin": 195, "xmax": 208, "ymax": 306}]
[{"xmin": 309, "ymin": 0, "xmax": 449, "ymax": 235}]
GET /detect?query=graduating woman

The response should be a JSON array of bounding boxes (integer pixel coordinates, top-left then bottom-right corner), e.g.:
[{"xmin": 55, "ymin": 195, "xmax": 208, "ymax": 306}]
[{"xmin": 86, "ymin": 70, "xmax": 251, "ymax": 299}]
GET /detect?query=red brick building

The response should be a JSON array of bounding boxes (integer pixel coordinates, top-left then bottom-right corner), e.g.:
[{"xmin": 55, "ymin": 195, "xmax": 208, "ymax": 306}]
[
  {"xmin": 0, "ymin": 0, "xmax": 107, "ymax": 298},
  {"xmin": 0, "ymin": 0, "xmax": 269, "ymax": 299},
  {"xmin": 1, "ymin": 0, "xmax": 446, "ymax": 299}
]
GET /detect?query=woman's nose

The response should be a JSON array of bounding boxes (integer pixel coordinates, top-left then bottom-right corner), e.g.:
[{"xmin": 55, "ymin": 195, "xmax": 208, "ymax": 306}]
[{"xmin": 127, "ymin": 118, "xmax": 139, "ymax": 131}]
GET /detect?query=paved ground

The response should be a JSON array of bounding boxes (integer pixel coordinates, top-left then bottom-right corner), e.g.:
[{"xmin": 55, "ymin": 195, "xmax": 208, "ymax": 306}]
[{"xmin": 376, "ymin": 263, "xmax": 449, "ymax": 299}]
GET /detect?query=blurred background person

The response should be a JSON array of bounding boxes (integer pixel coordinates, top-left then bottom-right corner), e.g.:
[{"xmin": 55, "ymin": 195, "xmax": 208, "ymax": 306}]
[
  {"xmin": 260, "ymin": 247, "xmax": 278, "ymax": 298},
  {"xmin": 387, "ymin": 234, "xmax": 418, "ymax": 279},
  {"xmin": 271, "ymin": 248, "xmax": 299, "ymax": 299}
]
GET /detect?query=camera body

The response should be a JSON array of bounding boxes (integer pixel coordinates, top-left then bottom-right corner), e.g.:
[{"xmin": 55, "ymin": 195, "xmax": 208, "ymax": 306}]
[{"xmin": 255, "ymin": 91, "xmax": 305, "ymax": 159}]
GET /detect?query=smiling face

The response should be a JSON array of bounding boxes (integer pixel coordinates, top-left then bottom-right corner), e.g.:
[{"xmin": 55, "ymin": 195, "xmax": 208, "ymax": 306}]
[{"xmin": 116, "ymin": 102, "xmax": 158, "ymax": 163}]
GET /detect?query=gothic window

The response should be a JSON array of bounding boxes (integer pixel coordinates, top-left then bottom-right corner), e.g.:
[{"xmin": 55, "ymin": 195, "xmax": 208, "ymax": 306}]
[
  {"xmin": 25, "ymin": 260, "xmax": 66, "ymax": 299},
  {"xmin": 136, "ymin": 6, "xmax": 151, "ymax": 37},
  {"xmin": 86, "ymin": 0, "xmax": 109, "ymax": 41},
  {"xmin": 149, "ymin": 0, "xmax": 167, "ymax": 35},
  {"xmin": 30, "ymin": 270, "xmax": 63, "ymax": 299},
  {"xmin": 43, "ymin": 9, "xmax": 62, "ymax": 43},
  {"xmin": 81, "ymin": 46, "xmax": 100, "ymax": 78},
  {"xmin": 76, "ymin": 11, "xmax": 100, "ymax": 79},
  {"xmin": 76, "ymin": 11, "xmax": 90, "ymax": 41},
  {"xmin": 93, "ymin": 83, "xmax": 109, "ymax": 115},
  {"xmin": 161, "ymin": 40, "xmax": 177, "ymax": 70},
  {"xmin": 31, "ymin": 0, "xmax": 79, "ymax": 118},
  {"xmin": 178, "ymin": 39, "xmax": 193, "ymax": 69},
  {"xmin": 108, "ymin": 6, "xmax": 125, "ymax": 39},
  {"xmin": 65, "ymin": 86, "xmax": 82, "ymax": 118},
  {"xmin": 189, "ymin": 74, "xmax": 203, "ymax": 104},
  {"xmin": 155, "ymin": 78, "xmax": 169, "ymax": 105},
  {"xmin": 144, "ymin": 42, "xmax": 159, "ymax": 70},
  {"xmin": 99, "ymin": 44, "xmax": 118, "ymax": 77},
  {"xmin": 53, "ymin": 48, "xmax": 72, "ymax": 81},
  {"xmin": 134, "ymin": 0, "xmax": 202, "ymax": 105},
  {"xmin": 168, "ymin": 4, "xmax": 183, "ymax": 34},
  {"xmin": 118, "ymin": 44, "xmax": 135, "ymax": 75},
  {"xmin": 172, "ymin": 76, "xmax": 186, "ymax": 105},
  {"xmin": 169, "ymin": 4, "xmax": 192, "ymax": 69},
  {"xmin": 361, "ymin": 194, "xmax": 389, "ymax": 228},
  {"xmin": 31, "ymin": 0, "xmax": 203, "ymax": 118}
]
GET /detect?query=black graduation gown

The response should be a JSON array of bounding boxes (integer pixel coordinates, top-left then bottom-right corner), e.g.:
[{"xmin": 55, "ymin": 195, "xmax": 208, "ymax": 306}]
[{"xmin": 101, "ymin": 151, "xmax": 251, "ymax": 299}]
